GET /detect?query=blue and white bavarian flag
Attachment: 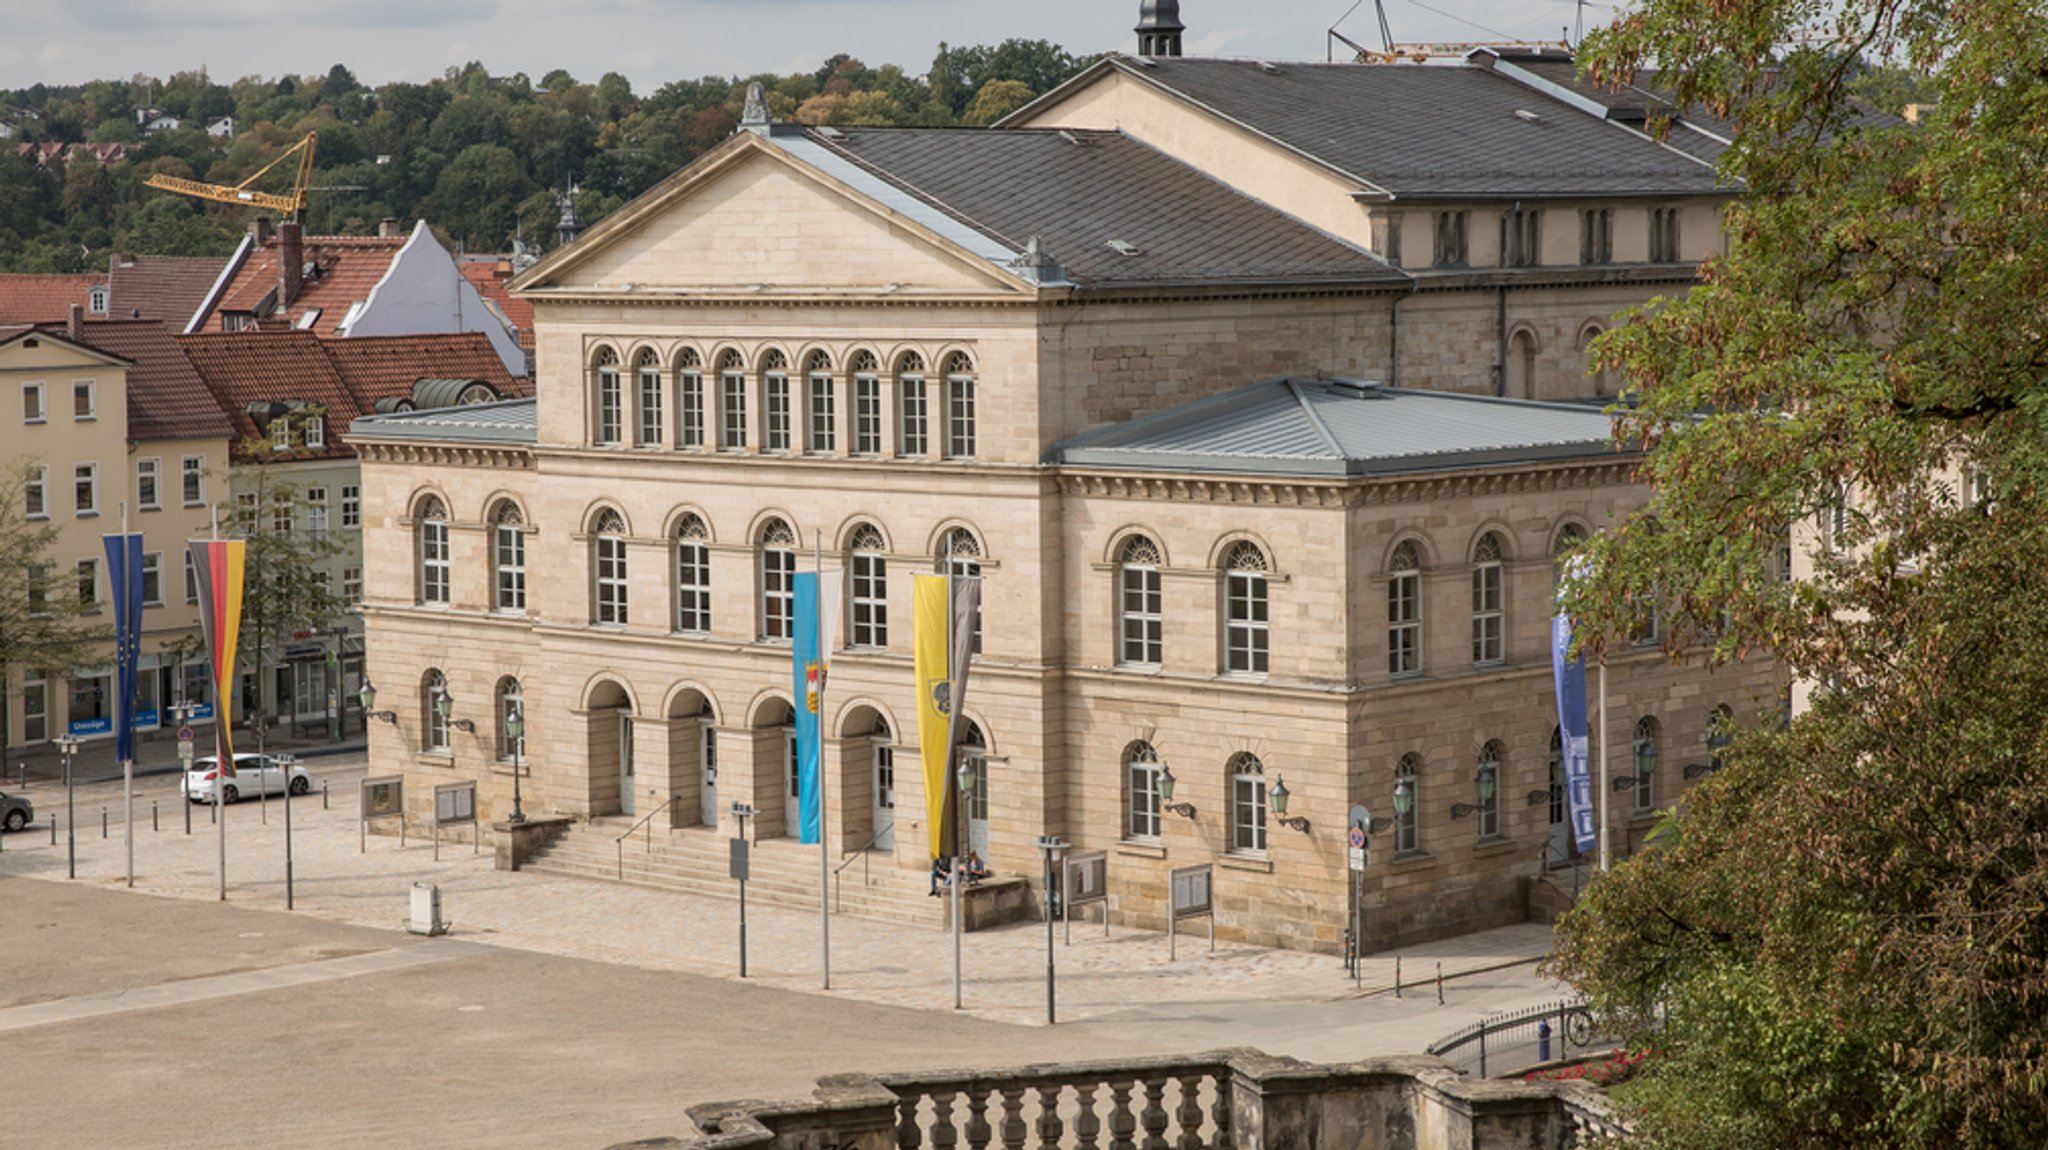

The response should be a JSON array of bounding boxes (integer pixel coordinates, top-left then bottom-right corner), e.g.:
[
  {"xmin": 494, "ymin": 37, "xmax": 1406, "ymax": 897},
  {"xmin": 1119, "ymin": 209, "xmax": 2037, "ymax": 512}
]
[
  {"xmin": 1552, "ymin": 569, "xmax": 1597, "ymax": 854},
  {"xmin": 791, "ymin": 570, "xmax": 842, "ymax": 845}
]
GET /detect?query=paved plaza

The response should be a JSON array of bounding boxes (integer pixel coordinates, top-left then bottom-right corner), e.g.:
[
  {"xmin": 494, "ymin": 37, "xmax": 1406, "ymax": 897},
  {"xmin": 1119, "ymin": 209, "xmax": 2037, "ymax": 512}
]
[{"xmin": 2, "ymin": 751, "xmax": 1567, "ymax": 1147}]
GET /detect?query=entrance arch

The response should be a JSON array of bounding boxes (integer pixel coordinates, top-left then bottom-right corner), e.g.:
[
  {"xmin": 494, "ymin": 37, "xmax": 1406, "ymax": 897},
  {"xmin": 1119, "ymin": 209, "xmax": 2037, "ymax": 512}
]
[
  {"xmin": 666, "ymin": 686, "xmax": 719, "ymax": 826},
  {"xmin": 586, "ymin": 677, "xmax": 636, "ymax": 817},
  {"xmin": 837, "ymin": 702, "xmax": 897, "ymax": 852},
  {"xmin": 750, "ymin": 695, "xmax": 797, "ymax": 838}
]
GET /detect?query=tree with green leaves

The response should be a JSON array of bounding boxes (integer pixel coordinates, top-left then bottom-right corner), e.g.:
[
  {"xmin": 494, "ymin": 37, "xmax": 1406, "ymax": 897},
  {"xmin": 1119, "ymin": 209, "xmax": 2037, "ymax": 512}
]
[
  {"xmin": 0, "ymin": 458, "xmax": 110, "ymax": 784},
  {"xmin": 1548, "ymin": 3, "xmax": 2048, "ymax": 1146}
]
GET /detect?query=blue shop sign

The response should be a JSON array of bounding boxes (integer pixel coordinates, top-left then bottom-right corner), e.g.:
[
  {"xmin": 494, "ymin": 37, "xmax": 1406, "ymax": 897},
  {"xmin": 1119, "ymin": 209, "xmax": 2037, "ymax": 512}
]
[{"xmin": 67, "ymin": 716, "xmax": 113, "ymax": 737}]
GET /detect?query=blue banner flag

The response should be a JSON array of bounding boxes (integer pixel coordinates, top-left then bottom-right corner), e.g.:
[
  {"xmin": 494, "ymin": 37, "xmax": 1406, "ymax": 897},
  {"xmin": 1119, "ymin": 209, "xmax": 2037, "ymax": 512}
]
[
  {"xmin": 103, "ymin": 532, "xmax": 145, "ymax": 762},
  {"xmin": 1551, "ymin": 601, "xmax": 1597, "ymax": 854},
  {"xmin": 792, "ymin": 572, "xmax": 824, "ymax": 844}
]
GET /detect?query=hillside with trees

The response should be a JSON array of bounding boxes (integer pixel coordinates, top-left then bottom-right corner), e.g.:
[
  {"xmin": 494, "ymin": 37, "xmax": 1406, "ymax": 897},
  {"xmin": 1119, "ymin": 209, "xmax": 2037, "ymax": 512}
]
[{"xmin": 0, "ymin": 40, "xmax": 1090, "ymax": 272}]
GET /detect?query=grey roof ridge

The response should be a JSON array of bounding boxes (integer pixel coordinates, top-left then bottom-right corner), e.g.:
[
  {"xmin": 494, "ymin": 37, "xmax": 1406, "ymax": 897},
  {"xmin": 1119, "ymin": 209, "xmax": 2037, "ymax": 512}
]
[
  {"xmin": 1285, "ymin": 377, "xmax": 1346, "ymax": 457},
  {"xmin": 1049, "ymin": 375, "xmax": 1306, "ymax": 459},
  {"xmin": 789, "ymin": 127, "xmax": 1026, "ymax": 265}
]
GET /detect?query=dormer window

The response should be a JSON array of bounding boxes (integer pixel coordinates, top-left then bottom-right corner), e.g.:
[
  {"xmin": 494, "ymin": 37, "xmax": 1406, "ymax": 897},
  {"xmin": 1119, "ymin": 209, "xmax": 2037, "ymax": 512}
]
[
  {"xmin": 88, "ymin": 286, "xmax": 108, "ymax": 314},
  {"xmin": 272, "ymin": 419, "xmax": 291, "ymax": 450},
  {"xmin": 304, "ymin": 416, "xmax": 325, "ymax": 449}
]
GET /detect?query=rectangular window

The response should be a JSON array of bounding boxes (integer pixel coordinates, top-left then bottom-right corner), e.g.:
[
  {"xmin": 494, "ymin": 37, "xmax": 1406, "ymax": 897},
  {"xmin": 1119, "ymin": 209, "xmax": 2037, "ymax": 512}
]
[
  {"xmin": 73, "ymin": 379, "xmax": 95, "ymax": 420},
  {"xmin": 25, "ymin": 465, "xmax": 47, "ymax": 518},
  {"xmin": 341, "ymin": 485, "xmax": 360, "ymax": 528},
  {"xmin": 23, "ymin": 677, "xmax": 47, "ymax": 743},
  {"xmin": 1472, "ymin": 566, "xmax": 1503, "ymax": 665},
  {"xmin": 141, "ymin": 552, "xmax": 163, "ymax": 606},
  {"xmin": 1232, "ymin": 772, "xmax": 1267, "ymax": 854},
  {"xmin": 1225, "ymin": 571, "xmax": 1269, "ymax": 674},
  {"xmin": 182, "ymin": 456, "xmax": 205, "ymax": 506},
  {"xmin": 184, "ymin": 550, "xmax": 198, "ymax": 603},
  {"xmin": 343, "ymin": 566, "xmax": 363, "ymax": 605},
  {"xmin": 76, "ymin": 558, "xmax": 100, "ymax": 611},
  {"xmin": 235, "ymin": 492, "xmax": 257, "ymax": 532},
  {"xmin": 761, "ymin": 547, "xmax": 795, "ymax": 640},
  {"xmin": 946, "ymin": 377, "xmax": 977, "ymax": 460},
  {"xmin": 307, "ymin": 501, "xmax": 330, "ymax": 540},
  {"xmin": 1128, "ymin": 759, "xmax": 1160, "ymax": 841},
  {"xmin": 850, "ymin": 551, "xmax": 886, "ymax": 648},
  {"xmin": 596, "ymin": 366, "xmax": 622, "ymax": 445},
  {"xmin": 136, "ymin": 458, "xmax": 160, "ymax": 510},
  {"xmin": 1580, "ymin": 208, "xmax": 1614, "ymax": 264},
  {"xmin": 1389, "ymin": 570, "xmax": 1421, "ymax": 676},
  {"xmin": 420, "ymin": 520, "xmax": 449, "ymax": 605},
  {"xmin": 270, "ymin": 493, "xmax": 292, "ymax": 534},
  {"xmin": 853, "ymin": 371, "xmax": 881, "ymax": 454},
  {"xmin": 808, "ymin": 372, "xmax": 836, "ymax": 453},
  {"xmin": 1432, "ymin": 210, "xmax": 1468, "ymax": 267},
  {"xmin": 271, "ymin": 418, "xmax": 291, "ymax": 451},
  {"xmin": 73, "ymin": 462, "xmax": 97, "ymax": 515},
  {"xmin": 1119, "ymin": 565, "xmax": 1162, "ymax": 666},
  {"xmin": 675, "ymin": 540, "xmax": 709, "ymax": 633},
  {"xmin": 678, "ymin": 369, "xmax": 705, "ymax": 449},
  {"xmin": 636, "ymin": 365, "xmax": 663, "ymax": 447},
  {"xmin": 28, "ymin": 563, "xmax": 52, "ymax": 616},
  {"xmin": 764, "ymin": 371, "xmax": 791, "ymax": 451},
  {"xmin": 1650, "ymin": 207, "xmax": 1681, "ymax": 262},
  {"xmin": 899, "ymin": 374, "xmax": 928, "ymax": 456},
  {"xmin": 496, "ymin": 523, "xmax": 526, "ymax": 612},
  {"xmin": 595, "ymin": 536, "xmax": 629, "ymax": 625},
  {"xmin": 721, "ymin": 369, "xmax": 748, "ymax": 449},
  {"xmin": 22, "ymin": 381, "xmax": 45, "ymax": 423},
  {"xmin": 304, "ymin": 417, "xmax": 325, "ymax": 449},
  {"xmin": 1503, "ymin": 208, "xmax": 1540, "ymax": 267}
]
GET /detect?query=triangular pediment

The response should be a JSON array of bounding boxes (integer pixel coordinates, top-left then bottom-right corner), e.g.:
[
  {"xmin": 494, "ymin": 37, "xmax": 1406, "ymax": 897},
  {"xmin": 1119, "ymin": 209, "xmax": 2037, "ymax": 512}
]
[
  {"xmin": 0, "ymin": 330, "xmax": 129, "ymax": 370},
  {"xmin": 518, "ymin": 137, "xmax": 1027, "ymax": 297}
]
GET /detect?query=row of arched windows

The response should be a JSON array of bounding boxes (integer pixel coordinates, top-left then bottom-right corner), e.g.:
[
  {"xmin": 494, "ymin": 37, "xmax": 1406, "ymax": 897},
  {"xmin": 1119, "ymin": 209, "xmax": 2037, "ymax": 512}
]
[
  {"xmin": 589, "ymin": 343, "xmax": 978, "ymax": 460},
  {"xmin": 1114, "ymin": 534, "xmax": 1271, "ymax": 675},
  {"xmin": 1385, "ymin": 523, "xmax": 1590, "ymax": 678}
]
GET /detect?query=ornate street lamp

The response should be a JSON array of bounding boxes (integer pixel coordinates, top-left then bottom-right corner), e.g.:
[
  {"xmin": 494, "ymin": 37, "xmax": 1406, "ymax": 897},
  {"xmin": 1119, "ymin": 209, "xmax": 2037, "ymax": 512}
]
[
  {"xmin": 359, "ymin": 682, "xmax": 396, "ymax": 724},
  {"xmin": 1268, "ymin": 774, "xmax": 1310, "ymax": 833},
  {"xmin": 1157, "ymin": 761, "xmax": 1196, "ymax": 819},
  {"xmin": 504, "ymin": 704, "xmax": 527, "ymax": 824}
]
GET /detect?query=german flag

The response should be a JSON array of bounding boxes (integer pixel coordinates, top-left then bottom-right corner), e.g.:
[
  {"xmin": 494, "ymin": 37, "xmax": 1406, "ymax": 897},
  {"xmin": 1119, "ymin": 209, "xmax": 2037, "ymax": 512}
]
[{"xmin": 188, "ymin": 540, "xmax": 245, "ymax": 772}]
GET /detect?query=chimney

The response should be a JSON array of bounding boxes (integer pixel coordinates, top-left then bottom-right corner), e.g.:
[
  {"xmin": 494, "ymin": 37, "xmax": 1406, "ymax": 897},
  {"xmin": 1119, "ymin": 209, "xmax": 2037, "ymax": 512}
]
[
  {"xmin": 379, "ymin": 217, "xmax": 401, "ymax": 238},
  {"xmin": 279, "ymin": 221, "xmax": 304, "ymax": 308},
  {"xmin": 1136, "ymin": 0, "xmax": 1186, "ymax": 58},
  {"xmin": 251, "ymin": 217, "xmax": 274, "ymax": 246},
  {"xmin": 67, "ymin": 303, "xmax": 83, "ymax": 343}
]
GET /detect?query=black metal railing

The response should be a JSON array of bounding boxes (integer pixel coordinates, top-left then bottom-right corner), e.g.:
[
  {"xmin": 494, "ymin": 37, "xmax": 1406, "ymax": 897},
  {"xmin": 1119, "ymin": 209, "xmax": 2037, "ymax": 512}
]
[
  {"xmin": 1426, "ymin": 997, "xmax": 1621, "ymax": 1079},
  {"xmin": 614, "ymin": 795, "xmax": 682, "ymax": 878}
]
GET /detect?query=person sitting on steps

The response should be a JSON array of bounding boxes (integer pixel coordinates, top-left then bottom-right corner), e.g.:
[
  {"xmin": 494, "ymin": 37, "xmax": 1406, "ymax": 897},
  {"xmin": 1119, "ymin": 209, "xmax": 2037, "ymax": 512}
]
[
  {"xmin": 929, "ymin": 854, "xmax": 952, "ymax": 896},
  {"xmin": 962, "ymin": 851, "xmax": 989, "ymax": 885}
]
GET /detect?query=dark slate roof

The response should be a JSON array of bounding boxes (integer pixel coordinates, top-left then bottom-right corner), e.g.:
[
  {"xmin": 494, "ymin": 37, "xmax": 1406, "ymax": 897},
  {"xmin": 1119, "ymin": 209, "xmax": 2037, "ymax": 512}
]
[
  {"xmin": 786, "ymin": 126, "xmax": 1403, "ymax": 289},
  {"xmin": 1107, "ymin": 57, "xmax": 1725, "ymax": 200},
  {"xmin": 105, "ymin": 253, "xmax": 233, "ymax": 327},
  {"xmin": 48, "ymin": 319, "xmax": 235, "ymax": 443},
  {"xmin": 1051, "ymin": 377, "xmax": 1628, "ymax": 478},
  {"xmin": 347, "ymin": 397, "xmax": 536, "ymax": 445}
]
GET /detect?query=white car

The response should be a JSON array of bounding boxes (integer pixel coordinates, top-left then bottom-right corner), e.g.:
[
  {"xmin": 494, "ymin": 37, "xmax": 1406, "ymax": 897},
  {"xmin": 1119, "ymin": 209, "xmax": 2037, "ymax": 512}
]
[{"xmin": 180, "ymin": 754, "xmax": 312, "ymax": 804}]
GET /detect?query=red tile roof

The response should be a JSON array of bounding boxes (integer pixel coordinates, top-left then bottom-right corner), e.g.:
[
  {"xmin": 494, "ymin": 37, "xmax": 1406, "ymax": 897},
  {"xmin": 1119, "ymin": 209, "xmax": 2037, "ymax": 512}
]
[
  {"xmin": 106, "ymin": 253, "xmax": 232, "ymax": 327},
  {"xmin": 323, "ymin": 332, "xmax": 528, "ymax": 408},
  {"xmin": 459, "ymin": 260, "xmax": 536, "ymax": 352},
  {"xmin": 49, "ymin": 319, "xmax": 235, "ymax": 443},
  {"xmin": 0, "ymin": 273, "xmax": 105, "ymax": 323},
  {"xmin": 212, "ymin": 234, "xmax": 406, "ymax": 336}
]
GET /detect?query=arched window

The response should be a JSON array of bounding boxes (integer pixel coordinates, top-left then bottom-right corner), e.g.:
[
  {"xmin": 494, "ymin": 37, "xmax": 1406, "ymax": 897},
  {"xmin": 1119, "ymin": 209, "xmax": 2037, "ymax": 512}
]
[
  {"xmin": 634, "ymin": 348, "xmax": 663, "ymax": 447},
  {"xmin": 593, "ymin": 346, "xmax": 622, "ymax": 446},
  {"xmin": 1117, "ymin": 535, "xmax": 1163, "ymax": 667},
  {"xmin": 1477, "ymin": 740, "xmax": 1503, "ymax": 839},
  {"xmin": 1223, "ymin": 541, "xmax": 1269, "ymax": 675},
  {"xmin": 761, "ymin": 349, "xmax": 792, "ymax": 452},
  {"xmin": 1471, "ymin": 532, "xmax": 1504, "ymax": 666},
  {"xmin": 422, "ymin": 669, "xmax": 450, "ymax": 753},
  {"xmin": 496, "ymin": 676, "xmax": 523, "ymax": 760},
  {"xmin": 1125, "ymin": 741, "xmax": 1161, "ymax": 841},
  {"xmin": 759, "ymin": 517, "xmax": 797, "ymax": 640},
  {"xmin": 1633, "ymin": 716, "xmax": 1659, "ymax": 812},
  {"xmin": 938, "ymin": 527, "xmax": 984, "ymax": 653},
  {"xmin": 871, "ymin": 715, "xmax": 894, "ymax": 825},
  {"xmin": 675, "ymin": 348, "xmax": 705, "ymax": 450},
  {"xmin": 1552, "ymin": 522, "xmax": 1586, "ymax": 588},
  {"xmin": 1578, "ymin": 325, "xmax": 1608, "ymax": 395},
  {"xmin": 417, "ymin": 496, "xmax": 449, "ymax": 606},
  {"xmin": 592, "ymin": 509, "xmax": 628, "ymax": 625},
  {"xmin": 1394, "ymin": 753, "xmax": 1421, "ymax": 854},
  {"xmin": 850, "ymin": 351, "xmax": 882, "ymax": 455},
  {"xmin": 897, "ymin": 352, "xmax": 928, "ymax": 457},
  {"xmin": 491, "ymin": 501, "xmax": 524, "ymax": 613},
  {"xmin": 718, "ymin": 350, "xmax": 747, "ymax": 449},
  {"xmin": 1707, "ymin": 704, "xmax": 1733, "ymax": 772},
  {"xmin": 674, "ymin": 513, "xmax": 711, "ymax": 634},
  {"xmin": 943, "ymin": 352, "xmax": 976, "ymax": 459},
  {"xmin": 848, "ymin": 523, "xmax": 887, "ymax": 648},
  {"xmin": 960, "ymin": 719, "xmax": 989, "ymax": 850},
  {"xmin": 805, "ymin": 350, "xmax": 835, "ymax": 454},
  {"xmin": 1507, "ymin": 329, "xmax": 1537, "ymax": 399},
  {"xmin": 1388, "ymin": 542, "xmax": 1421, "ymax": 676},
  {"xmin": 1228, "ymin": 751, "xmax": 1267, "ymax": 854}
]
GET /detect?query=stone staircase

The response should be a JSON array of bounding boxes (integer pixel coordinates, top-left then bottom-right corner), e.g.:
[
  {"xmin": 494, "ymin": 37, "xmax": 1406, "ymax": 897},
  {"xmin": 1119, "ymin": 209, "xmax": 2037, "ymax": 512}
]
[{"xmin": 523, "ymin": 819, "xmax": 1032, "ymax": 931}]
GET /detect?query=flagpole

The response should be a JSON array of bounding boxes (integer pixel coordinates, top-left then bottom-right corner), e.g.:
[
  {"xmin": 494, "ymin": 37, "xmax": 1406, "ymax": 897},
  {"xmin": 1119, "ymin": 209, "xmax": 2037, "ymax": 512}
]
[
  {"xmin": 212, "ymin": 507, "xmax": 226, "ymax": 901},
  {"xmin": 121, "ymin": 504, "xmax": 134, "ymax": 889},
  {"xmin": 1598, "ymin": 660, "xmax": 1610, "ymax": 872},
  {"xmin": 949, "ymin": 571, "xmax": 963, "ymax": 1011},
  {"xmin": 816, "ymin": 529, "xmax": 829, "ymax": 992}
]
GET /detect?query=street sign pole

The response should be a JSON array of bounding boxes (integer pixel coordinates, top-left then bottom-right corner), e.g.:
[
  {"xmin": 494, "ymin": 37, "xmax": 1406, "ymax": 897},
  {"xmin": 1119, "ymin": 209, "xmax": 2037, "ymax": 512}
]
[{"xmin": 1349, "ymin": 804, "xmax": 1372, "ymax": 989}]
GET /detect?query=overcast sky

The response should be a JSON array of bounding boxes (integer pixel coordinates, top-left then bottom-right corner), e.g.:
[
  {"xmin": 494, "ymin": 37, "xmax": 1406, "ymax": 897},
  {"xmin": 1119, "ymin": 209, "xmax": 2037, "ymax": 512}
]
[{"xmin": 5, "ymin": 0, "xmax": 1611, "ymax": 92}]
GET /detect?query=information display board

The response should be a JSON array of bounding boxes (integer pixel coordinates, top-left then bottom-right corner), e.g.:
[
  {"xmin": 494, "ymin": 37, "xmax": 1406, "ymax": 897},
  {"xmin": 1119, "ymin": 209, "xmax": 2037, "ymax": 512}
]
[
  {"xmin": 1062, "ymin": 850, "xmax": 1110, "ymax": 942},
  {"xmin": 433, "ymin": 781, "xmax": 478, "ymax": 860},
  {"xmin": 1167, "ymin": 863, "xmax": 1215, "ymax": 961},
  {"xmin": 359, "ymin": 775, "xmax": 405, "ymax": 853}
]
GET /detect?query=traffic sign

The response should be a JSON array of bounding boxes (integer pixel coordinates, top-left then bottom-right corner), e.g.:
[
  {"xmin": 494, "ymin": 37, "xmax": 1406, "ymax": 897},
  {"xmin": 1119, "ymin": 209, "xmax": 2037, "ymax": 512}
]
[
  {"xmin": 1348, "ymin": 824, "xmax": 1366, "ymax": 849},
  {"xmin": 177, "ymin": 725, "xmax": 194, "ymax": 743},
  {"xmin": 1348, "ymin": 846, "xmax": 1367, "ymax": 872}
]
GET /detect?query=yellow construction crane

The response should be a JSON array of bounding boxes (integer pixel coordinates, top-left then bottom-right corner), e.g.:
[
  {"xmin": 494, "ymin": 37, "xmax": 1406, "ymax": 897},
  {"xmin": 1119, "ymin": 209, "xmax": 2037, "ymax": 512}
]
[{"xmin": 144, "ymin": 130, "xmax": 318, "ymax": 219}]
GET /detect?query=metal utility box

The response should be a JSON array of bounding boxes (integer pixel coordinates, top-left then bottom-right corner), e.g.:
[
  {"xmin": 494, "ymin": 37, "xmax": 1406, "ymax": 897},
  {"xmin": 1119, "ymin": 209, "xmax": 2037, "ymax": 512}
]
[{"xmin": 408, "ymin": 882, "xmax": 447, "ymax": 935}]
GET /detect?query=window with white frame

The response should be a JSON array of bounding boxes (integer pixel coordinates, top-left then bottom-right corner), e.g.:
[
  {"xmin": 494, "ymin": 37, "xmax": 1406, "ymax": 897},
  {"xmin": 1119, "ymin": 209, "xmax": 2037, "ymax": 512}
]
[
  {"xmin": 271, "ymin": 418, "xmax": 291, "ymax": 451},
  {"xmin": 1471, "ymin": 532, "xmax": 1505, "ymax": 665},
  {"xmin": 593, "ymin": 509, "xmax": 629, "ymax": 625},
  {"xmin": 22, "ymin": 381, "xmax": 45, "ymax": 422},
  {"xmin": 851, "ymin": 351, "xmax": 881, "ymax": 455},
  {"xmin": 304, "ymin": 415, "xmax": 324, "ymax": 449},
  {"xmin": 184, "ymin": 550, "xmax": 198, "ymax": 603},
  {"xmin": 635, "ymin": 349, "xmax": 663, "ymax": 447},
  {"xmin": 423, "ymin": 669, "xmax": 450, "ymax": 752},
  {"xmin": 1117, "ymin": 535, "xmax": 1163, "ymax": 667},
  {"xmin": 1388, "ymin": 541, "xmax": 1421, "ymax": 676},
  {"xmin": 1394, "ymin": 754, "xmax": 1422, "ymax": 854},
  {"xmin": 759, "ymin": 517, "xmax": 796, "ymax": 640},
  {"xmin": 305, "ymin": 486, "xmax": 328, "ymax": 539},
  {"xmin": 182, "ymin": 456, "xmax": 205, "ymax": 507},
  {"xmin": 593, "ymin": 347, "xmax": 622, "ymax": 445},
  {"xmin": 897, "ymin": 353, "xmax": 928, "ymax": 456},
  {"xmin": 343, "ymin": 566, "xmax": 362, "ymax": 605},
  {"xmin": 943, "ymin": 353, "xmax": 976, "ymax": 460},
  {"xmin": 674, "ymin": 514, "xmax": 711, "ymax": 634},
  {"xmin": 76, "ymin": 558, "xmax": 99, "ymax": 611},
  {"xmin": 140, "ymin": 552, "xmax": 163, "ymax": 606},
  {"xmin": 417, "ymin": 496, "xmax": 449, "ymax": 605},
  {"xmin": 234, "ymin": 492, "xmax": 257, "ymax": 533},
  {"xmin": 25, "ymin": 465, "xmax": 47, "ymax": 518},
  {"xmin": 940, "ymin": 527, "xmax": 983, "ymax": 653},
  {"xmin": 1223, "ymin": 541, "xmax": 1269, "ymax": 675},
  {"xmin": 72, "ymin": 379, "xmax": 95, "ymax": 420},
  {"xmin": 848, "ymin": 523, "xmax": 887, "ymax": 648},
  {"xmin": 270, "ymin": 492, "xmax": 292, "ymax": 534},
  {"xmin": 341, "ymin": 484, "xmax": 360, "ymax": 528},
  {"xmin": 1477, "ymin": 741, "xmax": 1503, "ymax": 839},
  {"xmin": 762, "ymin": 350, "xmax": 792, "ymax": 452},
  {"xmin": 494, "ymin": 502, "xmax": 525, "ymax": 612},
  {"xmin": 27, "ymin": 563, "xmax": 52, "ymax": 616},
  {"xmin": 806, "ymin": 351, "xmax": 835, "ymax": 453},
  {"xmin": 497, "ymin": 677, "xmax": 524, "ymax": 760},
  {"xmin": 720, "ymin": 350, "xmax": 748, "ymax": 449},
  {"xmin": 73, "ymin": 462, "xmax": 97, "ymax": 515},
  {"xmin": 1229, "ymin": 752, "xmax": 1267, "ymax": 854},
  {"xmin": 136, "ymin": 458, "xmax": 160, "ymax": 510},
  {"xmin": 1633, "ymin": 716, "xmax": 1658, "ymax": 812},
  {"xmin": 676, "ymin": 348, "xmax": 705, "ymax": 449},
  {"xmin": 1125, "ymin": 741, "xmax": 1161, "ymax": 841}
]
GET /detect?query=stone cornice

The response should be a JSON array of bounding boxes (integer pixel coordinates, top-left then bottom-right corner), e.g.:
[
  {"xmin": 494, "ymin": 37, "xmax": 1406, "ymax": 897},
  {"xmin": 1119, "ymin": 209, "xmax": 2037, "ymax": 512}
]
[
  {"xmin": 353, "ymin": 440, "xmax": 534, "ymax": 470},
  {"xmin": 1055, "ymin": 457, "xmax": 1639, "ymax": 507}
]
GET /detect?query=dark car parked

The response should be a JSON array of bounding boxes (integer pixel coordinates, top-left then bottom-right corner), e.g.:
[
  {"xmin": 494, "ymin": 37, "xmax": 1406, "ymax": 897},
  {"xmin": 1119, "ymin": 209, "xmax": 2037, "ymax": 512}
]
[{"xmin": 0, "ymin": 789, "xmax": 32, "ymax": 832}]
